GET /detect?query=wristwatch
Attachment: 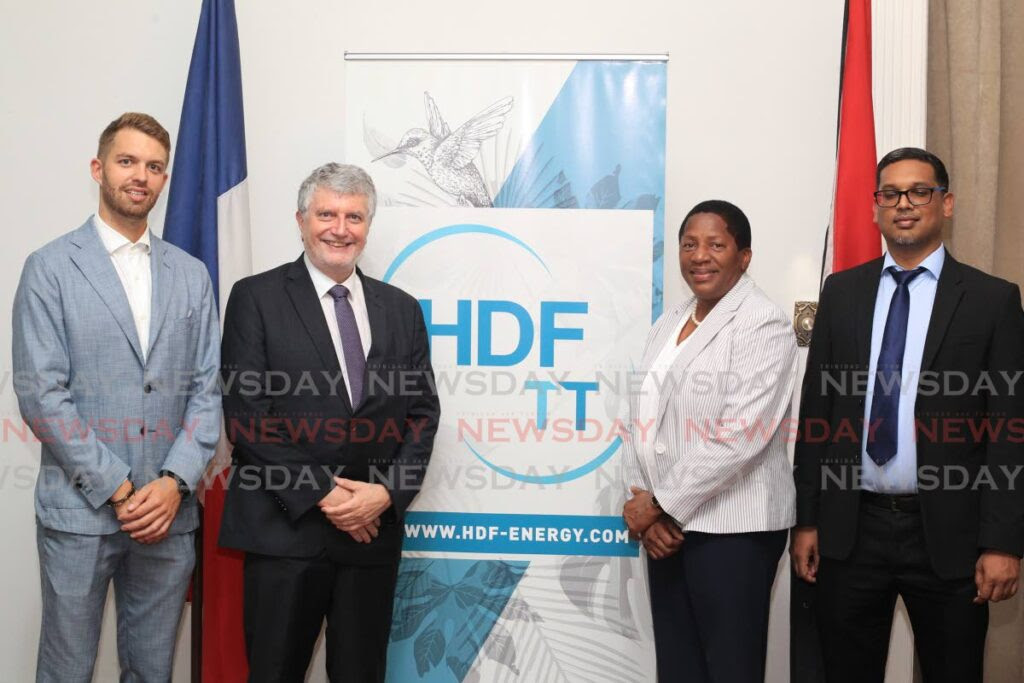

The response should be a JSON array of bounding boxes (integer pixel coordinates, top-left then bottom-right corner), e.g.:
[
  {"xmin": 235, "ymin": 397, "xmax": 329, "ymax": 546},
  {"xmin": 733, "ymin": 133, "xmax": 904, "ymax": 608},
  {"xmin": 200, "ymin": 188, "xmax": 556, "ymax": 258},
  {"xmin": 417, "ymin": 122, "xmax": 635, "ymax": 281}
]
[
  {"xmin": 160, "ymin": 470, "xmax": 191, "ymax": 499},
  {"xmin": 650, "ymin": 495, "xmax": 661, "ymax": 509}
]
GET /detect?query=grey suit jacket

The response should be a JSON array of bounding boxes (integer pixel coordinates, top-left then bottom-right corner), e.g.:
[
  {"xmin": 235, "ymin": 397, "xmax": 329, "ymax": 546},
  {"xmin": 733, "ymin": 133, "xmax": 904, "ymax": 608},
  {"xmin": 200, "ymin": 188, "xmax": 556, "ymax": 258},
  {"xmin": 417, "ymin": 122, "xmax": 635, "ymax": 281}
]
[
  {"xmin": 622, "ymin": 274, "xmax": 798, "ymax": 533},
  {"xmin": 12, "ymin": 219, "xmax": 221, "ymax": 535}
]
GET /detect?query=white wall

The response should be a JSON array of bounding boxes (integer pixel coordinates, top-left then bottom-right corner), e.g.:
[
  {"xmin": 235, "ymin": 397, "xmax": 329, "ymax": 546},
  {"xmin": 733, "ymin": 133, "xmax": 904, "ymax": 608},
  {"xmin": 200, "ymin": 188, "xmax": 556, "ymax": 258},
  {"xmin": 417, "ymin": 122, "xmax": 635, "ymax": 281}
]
[{"xmin": 0, "ymin": 1, "xmax": 851, "ymax": 680}]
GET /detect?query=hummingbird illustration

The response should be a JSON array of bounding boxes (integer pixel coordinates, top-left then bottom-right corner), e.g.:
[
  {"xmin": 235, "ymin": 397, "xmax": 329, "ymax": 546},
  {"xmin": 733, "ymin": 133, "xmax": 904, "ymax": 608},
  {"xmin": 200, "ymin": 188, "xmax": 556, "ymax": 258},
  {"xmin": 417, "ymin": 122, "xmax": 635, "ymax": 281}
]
[{"xmin": 373, "ymin": 92, "xmax": 514, "ymax": 207}]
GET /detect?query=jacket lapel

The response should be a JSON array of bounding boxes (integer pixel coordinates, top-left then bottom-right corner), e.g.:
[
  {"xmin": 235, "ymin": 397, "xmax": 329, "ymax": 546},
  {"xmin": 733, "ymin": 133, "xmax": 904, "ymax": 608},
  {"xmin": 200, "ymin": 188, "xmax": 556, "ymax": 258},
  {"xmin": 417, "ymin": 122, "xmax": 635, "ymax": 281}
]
[
  {"xmin": 640, "ymin": 301, "xmax": 688, "ymax": 371},
  {"xmin": 654, "ymin": 274, "xmax": 754, "ymax": 431},
  {"xmin": 284, "ymin": 256, "xmax": 351, "ymax": 412},
  {"xmin": 921, "ymin": 251, "xmax": 965, "ymax": 370},
  {"xmin": 855, "ymin": 258, "xmax": 884, "ymax": 369},
  {"xmin": 360, "ymin": 270, "xmax": 388, "ymax": 412},
  {"xmin": 68, "ymin": 221, "xmax": 145, "ymax": 365},
  {"xmin": 146, "ymin": 236, "xmax": 174, "ymax": 360}
]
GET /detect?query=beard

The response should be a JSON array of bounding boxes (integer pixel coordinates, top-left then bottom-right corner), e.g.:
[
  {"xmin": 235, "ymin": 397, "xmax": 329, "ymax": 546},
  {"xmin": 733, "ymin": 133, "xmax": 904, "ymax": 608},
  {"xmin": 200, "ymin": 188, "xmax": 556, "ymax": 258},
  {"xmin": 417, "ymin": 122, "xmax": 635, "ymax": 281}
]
[
  {"xmin": 890, "ymin": 232, "xmax": 918, "ymax": 246},
  {"xmin": 99, "ymin": 180, "xmax": 158, "ymax": 221}
]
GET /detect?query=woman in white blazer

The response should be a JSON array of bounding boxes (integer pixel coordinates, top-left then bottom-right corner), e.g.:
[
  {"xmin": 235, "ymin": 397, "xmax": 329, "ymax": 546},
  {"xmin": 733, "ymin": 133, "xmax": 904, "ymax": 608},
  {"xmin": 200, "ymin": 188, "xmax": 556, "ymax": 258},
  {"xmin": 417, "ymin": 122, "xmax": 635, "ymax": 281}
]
[{"xmin": 622, "ymin": 200, "xmax": 797, "ymax": 682}]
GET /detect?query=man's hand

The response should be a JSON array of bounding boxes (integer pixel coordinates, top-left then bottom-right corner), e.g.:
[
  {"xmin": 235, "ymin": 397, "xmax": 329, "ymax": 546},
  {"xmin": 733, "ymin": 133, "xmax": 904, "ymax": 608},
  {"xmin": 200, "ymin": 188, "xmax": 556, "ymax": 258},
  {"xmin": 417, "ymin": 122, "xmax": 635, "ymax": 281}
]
[
  {"xmin": 974, "ymin": 550, "xmax": 1021, "ymax": 603},
  {"xmin": 791, "ymin": 526, "xmax": 819, "ymax": 583},
  {"xmin": 317, "ymin": 485, "xmax": 380, "ymax": 543},
  {"xmin": 319, "ymin": 478, "xmax": 390, "ymax": 543},
  {"xmin": 119, "ymin": 476, "xmax": 182, "ymax": 544},
  {"xmin": 623, "ymin": 487, "xmax": 662, "ymax": 539},
  {"xmin": 641, "ymin": 516, "xmax": 684, "ymax": 560}
]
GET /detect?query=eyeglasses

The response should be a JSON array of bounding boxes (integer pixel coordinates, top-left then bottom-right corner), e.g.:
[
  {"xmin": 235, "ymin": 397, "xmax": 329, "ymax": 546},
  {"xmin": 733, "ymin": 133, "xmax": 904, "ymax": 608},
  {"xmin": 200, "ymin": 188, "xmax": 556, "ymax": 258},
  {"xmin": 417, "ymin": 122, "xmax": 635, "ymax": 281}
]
[{"xmin": 873, "ymin": 186, "xmax": 947, "ymax": 207}]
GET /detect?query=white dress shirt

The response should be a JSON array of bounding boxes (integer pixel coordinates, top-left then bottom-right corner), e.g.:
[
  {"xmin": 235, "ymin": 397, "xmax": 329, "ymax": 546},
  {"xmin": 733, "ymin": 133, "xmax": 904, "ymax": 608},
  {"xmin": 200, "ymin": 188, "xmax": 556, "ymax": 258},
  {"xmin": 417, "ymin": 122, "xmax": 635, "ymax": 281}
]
[
  {"xmin": 304, "ymin": 255, "xmax": 372, "ymax": 404},
  {"xmin": 93, "ymin": 215, "xmax": 152, "ymax": 361}
]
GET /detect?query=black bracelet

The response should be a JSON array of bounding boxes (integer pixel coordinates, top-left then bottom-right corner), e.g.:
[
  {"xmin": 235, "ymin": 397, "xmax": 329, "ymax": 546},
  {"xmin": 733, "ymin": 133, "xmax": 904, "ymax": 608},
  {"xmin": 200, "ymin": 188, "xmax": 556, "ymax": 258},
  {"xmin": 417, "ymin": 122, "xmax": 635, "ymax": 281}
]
[
  {"xmin": 160, "ymin": 470, "xmax": 191, "ymax": 499},
  {"xmin": 108, "ymin": 482, "xmax": 136, "ymax": 508}
]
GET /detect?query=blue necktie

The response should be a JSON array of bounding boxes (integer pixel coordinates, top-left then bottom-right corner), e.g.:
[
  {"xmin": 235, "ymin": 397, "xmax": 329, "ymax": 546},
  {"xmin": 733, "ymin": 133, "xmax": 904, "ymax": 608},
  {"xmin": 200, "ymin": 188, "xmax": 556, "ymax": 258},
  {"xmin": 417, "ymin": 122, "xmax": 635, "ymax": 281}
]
[
  {"xmin": 867, "ymin": 266, "xmax": 926, "ymax": 466},
  {"xmin": 328, "ymin": 284, "xmax": 366, "ymax": 407}
]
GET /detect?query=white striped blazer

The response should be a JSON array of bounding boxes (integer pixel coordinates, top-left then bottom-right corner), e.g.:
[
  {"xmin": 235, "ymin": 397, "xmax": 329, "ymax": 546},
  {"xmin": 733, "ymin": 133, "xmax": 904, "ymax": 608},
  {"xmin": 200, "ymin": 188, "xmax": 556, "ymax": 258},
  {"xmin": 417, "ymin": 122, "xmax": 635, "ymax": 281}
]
[{"xmin": 622, "ymin": 274, "xmax": 798, "ymax": 533}]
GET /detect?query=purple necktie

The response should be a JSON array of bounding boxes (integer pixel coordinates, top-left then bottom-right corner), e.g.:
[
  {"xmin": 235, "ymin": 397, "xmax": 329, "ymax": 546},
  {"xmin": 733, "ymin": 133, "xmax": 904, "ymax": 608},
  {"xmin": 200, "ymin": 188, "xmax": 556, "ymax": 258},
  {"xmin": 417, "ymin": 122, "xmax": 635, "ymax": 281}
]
[
  {"xmin": 328, "ymin": 284, "xmax": 366, "ymax": 407},
  {"xmin": 867, "ymin": 266, "xmax": 926, "ymax": 466}
]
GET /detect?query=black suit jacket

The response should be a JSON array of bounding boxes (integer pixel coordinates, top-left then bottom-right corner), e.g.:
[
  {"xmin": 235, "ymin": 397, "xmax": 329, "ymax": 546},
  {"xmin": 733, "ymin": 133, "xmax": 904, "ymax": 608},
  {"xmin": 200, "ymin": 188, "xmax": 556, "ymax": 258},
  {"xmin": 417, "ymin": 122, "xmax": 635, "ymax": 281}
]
[
  {"xmin": 795, "ymin": 251, "xmax": 1024, "ymax": 579},
  {"xmin": 218, "ymin": 256, "xmax": 440, "ymax": 564}
]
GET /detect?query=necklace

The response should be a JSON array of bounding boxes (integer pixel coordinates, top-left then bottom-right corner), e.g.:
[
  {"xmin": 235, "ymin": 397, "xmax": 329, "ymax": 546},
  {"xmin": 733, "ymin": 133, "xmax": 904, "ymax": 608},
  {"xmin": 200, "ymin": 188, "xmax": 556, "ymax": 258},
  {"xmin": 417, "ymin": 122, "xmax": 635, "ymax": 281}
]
[{"xmin": 690, "ymin": 310, "xmax": 705, "ymax": 327}]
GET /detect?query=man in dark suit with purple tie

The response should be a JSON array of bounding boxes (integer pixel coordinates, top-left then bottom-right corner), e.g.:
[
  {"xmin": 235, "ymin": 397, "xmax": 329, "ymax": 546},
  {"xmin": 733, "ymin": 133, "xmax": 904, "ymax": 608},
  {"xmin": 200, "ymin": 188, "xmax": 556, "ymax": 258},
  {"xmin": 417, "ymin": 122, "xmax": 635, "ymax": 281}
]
[{"xmin": 218, "ymin": 163, "xmax": 439, "ymax": 682}]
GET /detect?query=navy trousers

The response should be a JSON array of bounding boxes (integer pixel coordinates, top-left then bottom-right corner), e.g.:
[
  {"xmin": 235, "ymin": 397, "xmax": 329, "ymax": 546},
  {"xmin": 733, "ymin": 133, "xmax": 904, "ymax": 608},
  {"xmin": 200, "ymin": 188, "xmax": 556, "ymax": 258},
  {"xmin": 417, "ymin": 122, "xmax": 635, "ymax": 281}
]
[{"xmin": 647, "ymin": 529, "xmax": 787, "ymax": 682}]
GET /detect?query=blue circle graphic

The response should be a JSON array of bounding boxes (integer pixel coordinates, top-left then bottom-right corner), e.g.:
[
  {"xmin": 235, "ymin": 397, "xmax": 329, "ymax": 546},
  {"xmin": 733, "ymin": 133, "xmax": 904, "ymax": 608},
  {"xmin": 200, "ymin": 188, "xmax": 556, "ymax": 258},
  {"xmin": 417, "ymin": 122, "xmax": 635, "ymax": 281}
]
[
  {"xmin": 383, "ymin": 222, "xmax": 616, "ymax": 484},
  {"xmin": 381, "ymin": 223, "xmax": 549, "ymax": 284}
]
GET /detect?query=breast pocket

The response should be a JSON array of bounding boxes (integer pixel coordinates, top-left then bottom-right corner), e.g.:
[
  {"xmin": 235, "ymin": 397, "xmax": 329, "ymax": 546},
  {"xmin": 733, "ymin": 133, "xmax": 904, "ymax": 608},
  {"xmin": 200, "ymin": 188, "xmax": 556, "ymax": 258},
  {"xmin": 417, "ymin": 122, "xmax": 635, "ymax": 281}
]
[
  {"xmin": 948, "ymin": 333, "xmax": 988, "ymax": 348},
  {"xmin": 161, "ymin": 309, "xmax": 200, "ymax": 363},
  {"xmin": 366, "ymin": 357, "xmax": 414, "ymax": 402},
  {"xmin": 943, "ymin": 333, "xmax": 989, "ymax": 371}
]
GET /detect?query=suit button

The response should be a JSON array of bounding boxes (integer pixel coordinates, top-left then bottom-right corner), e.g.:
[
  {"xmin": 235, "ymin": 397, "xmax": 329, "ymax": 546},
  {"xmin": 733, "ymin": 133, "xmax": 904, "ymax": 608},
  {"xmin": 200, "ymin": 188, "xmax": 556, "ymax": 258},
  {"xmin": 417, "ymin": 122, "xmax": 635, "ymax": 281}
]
[
  {"xmin": 655, "ymin": 442, "xmax": 667, "ymax": 455},
  {"xmin": 143, "ymin": 384, "xmax": 153, "ymax": 394},
  {"xmin": 140, "ymin": 426, "xmax": 146, "ymax": 436}
]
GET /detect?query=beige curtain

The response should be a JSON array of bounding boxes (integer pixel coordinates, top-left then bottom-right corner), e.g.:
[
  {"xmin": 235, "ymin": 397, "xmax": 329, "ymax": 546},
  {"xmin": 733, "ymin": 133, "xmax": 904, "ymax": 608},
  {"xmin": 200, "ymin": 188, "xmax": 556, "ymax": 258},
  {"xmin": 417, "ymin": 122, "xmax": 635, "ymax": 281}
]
[
  {"xmin": 928, "ymin": 2, "xmax": 1024, "ymax": 680},
  {"xmin": 928, "ymin": 0, "xmax": 1024, "ymax": 287}
]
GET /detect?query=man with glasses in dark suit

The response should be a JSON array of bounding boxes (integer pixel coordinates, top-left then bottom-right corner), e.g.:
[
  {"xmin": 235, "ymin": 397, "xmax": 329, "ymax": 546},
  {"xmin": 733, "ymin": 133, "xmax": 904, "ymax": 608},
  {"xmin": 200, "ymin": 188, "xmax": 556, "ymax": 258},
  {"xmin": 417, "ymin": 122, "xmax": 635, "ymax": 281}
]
[{"xmin": 792, "ymin": 147, "xmax": 1024, "ymax": 682}]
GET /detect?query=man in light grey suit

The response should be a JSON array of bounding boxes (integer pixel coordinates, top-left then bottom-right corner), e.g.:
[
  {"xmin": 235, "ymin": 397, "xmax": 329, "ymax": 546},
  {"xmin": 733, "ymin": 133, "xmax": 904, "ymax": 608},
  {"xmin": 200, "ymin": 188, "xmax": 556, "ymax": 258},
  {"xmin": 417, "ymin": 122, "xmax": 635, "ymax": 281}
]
[{"xmin": 12, "ymin": 112, "xmax": 220, "ymax": 682}]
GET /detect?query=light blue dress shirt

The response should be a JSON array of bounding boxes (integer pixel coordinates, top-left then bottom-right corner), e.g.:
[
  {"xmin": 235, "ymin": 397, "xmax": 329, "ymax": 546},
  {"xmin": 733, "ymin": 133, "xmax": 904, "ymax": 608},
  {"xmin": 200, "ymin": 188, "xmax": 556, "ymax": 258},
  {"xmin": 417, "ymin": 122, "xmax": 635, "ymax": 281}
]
[{"xmin": 860, "ymin": 245, "xmax": 945, "ymax": 493}]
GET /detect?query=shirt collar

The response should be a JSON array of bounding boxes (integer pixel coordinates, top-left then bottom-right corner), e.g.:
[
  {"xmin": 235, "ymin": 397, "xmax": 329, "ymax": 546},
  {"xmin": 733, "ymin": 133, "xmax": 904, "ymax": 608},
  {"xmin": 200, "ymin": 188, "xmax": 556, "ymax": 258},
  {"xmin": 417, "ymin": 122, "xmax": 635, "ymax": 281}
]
[
  {"xmin": 93, "ymin": 214, "xmax": 151, "ymax": 254},
  {"xmin": 303, "ymin": 253, "xmax": 362, "ymax": 299},
  {"xmin": 881, "ymin": 243, "xmax": 945, "ymax": 281}
]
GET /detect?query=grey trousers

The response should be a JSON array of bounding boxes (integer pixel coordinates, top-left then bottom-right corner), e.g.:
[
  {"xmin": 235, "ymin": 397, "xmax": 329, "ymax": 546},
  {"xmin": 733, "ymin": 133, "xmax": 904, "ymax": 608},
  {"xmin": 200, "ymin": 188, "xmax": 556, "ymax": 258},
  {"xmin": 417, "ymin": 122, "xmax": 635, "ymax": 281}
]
[{"xmin": 35, "ymin": 525, "xmax": 195, "ymax": 683}]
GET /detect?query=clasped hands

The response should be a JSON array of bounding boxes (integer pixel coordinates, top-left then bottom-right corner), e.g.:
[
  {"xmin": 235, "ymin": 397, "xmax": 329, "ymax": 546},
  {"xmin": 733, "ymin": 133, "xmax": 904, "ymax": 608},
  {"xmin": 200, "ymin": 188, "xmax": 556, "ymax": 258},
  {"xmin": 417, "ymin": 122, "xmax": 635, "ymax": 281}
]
[
  {"xmin": 114, "ymin": 476, "xmax": 183, "ymax": 545},
  {"xmin": 318, "ymin": 477, "xmax": 392, "ymax": 543},
  {"xmin": 623, "ymin": 486, "xmax": 684, "ymax": 560}
]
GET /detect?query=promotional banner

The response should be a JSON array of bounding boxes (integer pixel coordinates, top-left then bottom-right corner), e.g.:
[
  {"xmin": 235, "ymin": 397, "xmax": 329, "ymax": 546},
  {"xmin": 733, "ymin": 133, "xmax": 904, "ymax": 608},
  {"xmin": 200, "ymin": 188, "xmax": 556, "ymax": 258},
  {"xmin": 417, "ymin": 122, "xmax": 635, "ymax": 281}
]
[{"xmin": 347, "ymin": 59, "xmax": 666, "ymax": 682}]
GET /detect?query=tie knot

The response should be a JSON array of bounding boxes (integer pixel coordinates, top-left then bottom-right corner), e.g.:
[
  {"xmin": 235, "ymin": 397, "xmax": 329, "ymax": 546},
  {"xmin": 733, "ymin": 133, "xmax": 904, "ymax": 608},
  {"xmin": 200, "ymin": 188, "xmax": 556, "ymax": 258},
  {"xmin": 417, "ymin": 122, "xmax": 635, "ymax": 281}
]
[
  {"xmin": 886, "ymin": 266, "xmax": 926, "ymax": 287},
  {"xmin": 328, "ymin": 284, "xmax": 350, "ymax": 301}
]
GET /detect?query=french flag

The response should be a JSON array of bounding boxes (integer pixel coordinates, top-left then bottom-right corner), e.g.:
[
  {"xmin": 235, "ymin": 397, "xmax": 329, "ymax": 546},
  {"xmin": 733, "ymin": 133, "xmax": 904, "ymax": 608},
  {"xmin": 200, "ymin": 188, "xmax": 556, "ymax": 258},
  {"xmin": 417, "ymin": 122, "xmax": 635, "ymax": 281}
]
[{"xmin": 163, "ymin": 0, "xmax": 250, "ymax": 680}]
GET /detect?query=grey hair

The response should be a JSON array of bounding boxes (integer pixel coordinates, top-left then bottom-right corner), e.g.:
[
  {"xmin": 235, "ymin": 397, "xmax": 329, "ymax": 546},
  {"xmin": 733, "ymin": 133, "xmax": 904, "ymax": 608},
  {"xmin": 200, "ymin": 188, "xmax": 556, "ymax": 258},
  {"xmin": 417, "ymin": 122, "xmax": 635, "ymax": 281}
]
[{"xmin": 296, "ymin": 163, "xmax": 377, "ymax": 221}]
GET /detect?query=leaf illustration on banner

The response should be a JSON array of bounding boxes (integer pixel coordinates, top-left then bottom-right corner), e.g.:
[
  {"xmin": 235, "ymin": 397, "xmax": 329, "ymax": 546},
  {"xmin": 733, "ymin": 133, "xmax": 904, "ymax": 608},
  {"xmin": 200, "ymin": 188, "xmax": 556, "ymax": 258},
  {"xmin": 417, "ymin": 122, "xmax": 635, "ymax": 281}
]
[
  {"xmin": 585, "ymin": 164, "xmax": 622, "ymax": 209},
  {"xmin": 445, "ymin": 612, "xmax": 487, "ymax": 680},
  {"xmin": 470, "ymin": 559, "xmax": 526, "ymax": 590},
  {"xmin": 493, "ymin": 143, "xmax": 579, "ymax": 209},
  {"xmin": 389, "ymin": 559, "xmax": 529, "ymax": 680},
  {"xmin": 482, "ymin": 623, "xmax": 521, "ymax": 675},
  {"xmin": 623, "ymin": 193, "xmax": 660, "ymax": 212},
  {"xmin": 497, "ymin": 615, "xmax": 571, "ymax": 683},
  {"xmin": 392, "ymin": 589, "xmax": 449, "ymax": 642},
  {"xmin": 606, "ymin": 557, "xmax": 641, "ymax": 640},
  {"xmin": 363, "ymin": 114, "xmax": 406, "ymax": 169},
  {"xmin": 454, "ymin": 583, "xmax": 486, "ymax": 609},
  {"xmin": 477, "ymin": 591, "xmax": 514, "ymax": 618},
  {"xmin": 493, "ymin": 602, "xmax": 642, "ymax": 682},
  {"xmin": 499, "ymin": 596, "xmax": 543, "ymax": 622},
  {"xmin": 557, "ymin": 556, "xmax": 641, "ymax": 640},
  {"xmin": 499, "ymin": 605, "xmax": 646, "ymax": 682},
  {"xmin": 594, "ymin": 480, "xmax": 618, "ymax": 516},
  {"xmin": 413, "ymin": 616, "xmax": 446, "ymax": 676},
  {"xmin": 559, "ymin": 555, "xmax": 607, "ymax": 615},
  {"xmin": 395, "ymin": 566, "xmax": 432, "ymax": 598}
]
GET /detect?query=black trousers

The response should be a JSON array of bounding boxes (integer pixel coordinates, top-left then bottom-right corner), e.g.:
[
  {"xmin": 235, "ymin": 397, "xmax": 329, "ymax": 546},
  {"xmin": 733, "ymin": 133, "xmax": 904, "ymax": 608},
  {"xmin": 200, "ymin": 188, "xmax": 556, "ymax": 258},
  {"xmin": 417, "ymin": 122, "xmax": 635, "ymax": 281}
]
[
  {"xmin": 816, "ymin": 493, "xmax": 988, "ymax": 683},
  {"xmin": 243, "ymin": 551, "xmax": 399, "ymax": 683},
  {"xmin": 647, "ymin": 529, "xmax": 787, "ymax": 682}
]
